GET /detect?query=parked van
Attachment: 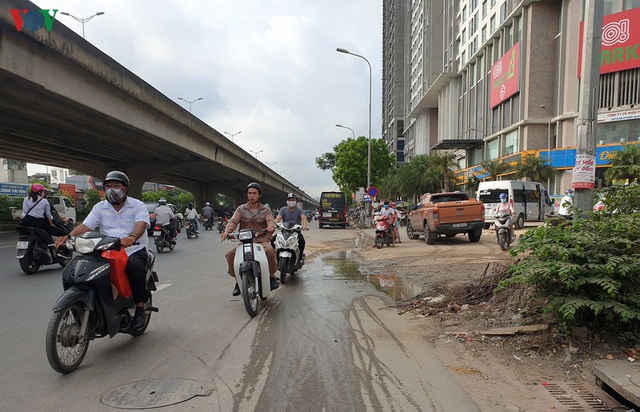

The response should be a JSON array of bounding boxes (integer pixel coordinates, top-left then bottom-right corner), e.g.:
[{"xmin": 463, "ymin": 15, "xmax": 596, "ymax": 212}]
[
  {"xmin": 48, "ymin": 195, "xmax": 77, "ymax": 224},
  {"xmin": 476, "ymin": 181, "xmax": 553, "ymax": 229}
]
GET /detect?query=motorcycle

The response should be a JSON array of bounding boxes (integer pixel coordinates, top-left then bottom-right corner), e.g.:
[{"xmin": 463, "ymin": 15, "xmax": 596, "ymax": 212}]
[
  {"xmin": 16, "ymin": 223, "xmax": 73, "ymax": 274},
  {"xmin": 153, "ymin": 223, "xmax": 175, "ymax": 253},
  {"xmin": 45, "ymin": 232, "xmax": 159, "ymax": 374},
  {"xmin": 185, "ymin": 220, "xmax": 199, "ymax": 239},
  {"xmin": 227, "ymin": 229, "xmax": 276, "ymax": 317},
  {"xmin": 203, "ymin": 216, "xmax": 214, "ymax": 231},
  {"xmin": 494, "ymin": 212, "xmax": 515, "ymax": 251},
  {"xmin": 274, "ymin": 222, "xmax": 304, "ymax": 284},
  {"xmin": 374, "ymin": 215, "xmax": 394, "ymax": 249},
  {"xmin": 217, "ymin": 217, "xmax": 226, "ymax": 234}
]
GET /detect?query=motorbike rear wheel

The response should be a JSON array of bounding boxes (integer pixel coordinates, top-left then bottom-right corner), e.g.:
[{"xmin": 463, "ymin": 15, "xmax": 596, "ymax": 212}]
[
  {"xmin": 241, "ymin": 271, "xmax": 259, "ymax": 317},
  {"xmin": 19, "ymin": 256, "xmax": 40, "ymax": 274},
  {"xmin": 155, "ymin": 238, "xmax": 164, "ymax": 253},
  {"xmin": 375, "ymin": 236, "xmax": 384, "ymax": 249},
  {"xmin": 498, "ymin": 232, "xmax": 509, "ymax": 251},
  {"xmin": 45, "ymin": 303, "xmax": 89, "ymax": 374}
]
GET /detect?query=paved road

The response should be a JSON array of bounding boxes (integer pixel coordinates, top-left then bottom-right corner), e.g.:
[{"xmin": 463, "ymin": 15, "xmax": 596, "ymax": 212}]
[{"xmin": 0, "ymin": 222, "xmax": 479, "ymax": 411}]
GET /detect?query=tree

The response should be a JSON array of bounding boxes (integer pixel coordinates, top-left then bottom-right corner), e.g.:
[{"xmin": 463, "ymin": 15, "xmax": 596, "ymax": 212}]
[
  {"xmin": 515, "ymin": 153, "xmax": 557, "ymax": 182},
  {"xmin": 315, "ymin": 137, "xmax": 395, "ymax": 195},
  {"xmin": 83, "ymin": 189, "xmax": 102, "ymax": 212},
  {"xmin": 605, "ymin": 144, "xmax": 640, "ymax": 184},
  {"xmin": 379, "ymin": 154, "xmax": 451, "ymax": 202},
  {"xmin": 479, "ymin": 159, "xmax": 514, "ymax": 181},
  {"xmin": 431, "ymin": 152, "xmax": 459, "ymax": 192}
]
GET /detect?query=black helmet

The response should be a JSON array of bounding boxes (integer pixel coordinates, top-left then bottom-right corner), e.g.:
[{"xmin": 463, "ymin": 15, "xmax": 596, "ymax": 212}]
[
  {"xmin": 104, "ymin": 171, "xmax": 130, "ymax": 187},
  {"xmin": 247, "ymin": 182, "xmax": 262, "ymax": 194},
  {"xmin": 287, "ymin": 192, "xmax": 297, "ymax": 200},
  {"xmin": 188, "ymin": 202, "xmax": 194, "ymax": 208}
]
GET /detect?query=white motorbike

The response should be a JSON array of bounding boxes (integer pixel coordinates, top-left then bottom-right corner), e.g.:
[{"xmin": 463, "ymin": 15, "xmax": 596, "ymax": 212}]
[
  {"xmin": 274, "ymin": 222, "xmax": 304, "ymax": 284},
  {"xmin": 494, "ymin": 212, "xmax": 515, "ymax": 251},
  {"xmin": 228, "ymin": 229, "xmax": 276, "ymax": 317}
]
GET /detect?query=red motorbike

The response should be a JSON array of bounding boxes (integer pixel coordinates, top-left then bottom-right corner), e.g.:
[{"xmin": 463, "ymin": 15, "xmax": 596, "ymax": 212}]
[{"xmin": 374, "ymin": 215, "xmax": 394, "ymax": 249}]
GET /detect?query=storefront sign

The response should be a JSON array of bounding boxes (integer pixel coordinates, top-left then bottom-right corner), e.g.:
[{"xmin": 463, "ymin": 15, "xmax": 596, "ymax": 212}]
[
  {"xmin": 579, "ymin": 8, "xmax": 640, "ymax": 76},
  {"xmin": 597, "ymin": 108, "xmax": 640, "ymax": 123},
  {"xmin": 489, "ymin": 42, "xmax": 520, "ymax": 109},
  {"xmin": 0, "ymin": 183, "xmax": 30, "ymax": 197},
  {"xmin": 572, "ymin": 154, "xmax": 596, "ymax": 189}
]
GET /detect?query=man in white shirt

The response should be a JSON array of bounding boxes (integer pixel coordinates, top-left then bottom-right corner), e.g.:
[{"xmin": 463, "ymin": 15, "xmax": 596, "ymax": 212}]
[
  {"xmin": 55, "ymin": 171, "xmax": 150, "ymax": 329},
  {"xmin": 155, "ymin": 198, "xmax": 177, "ymax": 243},
  {"xmin": 558, "ymin": 189, "xmax": 574, "ymax": 219}
]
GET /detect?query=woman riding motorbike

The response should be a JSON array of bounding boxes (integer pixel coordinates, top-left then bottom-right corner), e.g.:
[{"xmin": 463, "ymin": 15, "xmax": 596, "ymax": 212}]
[{"xmin": 21, "ymin": 184, "xmax": 69, "ymax": 237}]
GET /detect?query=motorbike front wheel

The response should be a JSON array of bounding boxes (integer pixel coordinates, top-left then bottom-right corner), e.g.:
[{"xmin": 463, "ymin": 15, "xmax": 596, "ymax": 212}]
[
  {"xmin": 375, "ymin": 236, "xmax": 384, "ymax": 249},
  {"xmin": 19, "ymin": 256, "xmax": 40, "ymax": 274},
  {"xmin": 278, "ymin": 257, "xmax": 289, "ymax": 284},
  {"xmin": 498, "ymin": 232, "xmax": 509, "ymax": 251},
  {"xmin": 241, "ymin": 271, "xmax": 259, "ymax": 317},
  {"xmin": 45, "ymin": 303, "xmax": 89, "ymax": 374}
]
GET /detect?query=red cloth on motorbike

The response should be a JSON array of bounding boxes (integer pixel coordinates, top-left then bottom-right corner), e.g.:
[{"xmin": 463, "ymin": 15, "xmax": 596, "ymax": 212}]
[{"xmin": 102, "ymin": 249, "xmax": 132, "ymax": 299}]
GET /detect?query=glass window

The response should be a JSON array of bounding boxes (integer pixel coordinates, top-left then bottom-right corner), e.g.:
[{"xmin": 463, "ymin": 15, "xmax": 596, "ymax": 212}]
[
  {"xmin": 487, "ymin": 138, "xmax": 499, "ymax": 159},
  {"xmin": 482, "ymin": 0, "xmax": 487, "ymax": 18},
  {"xmin": 504, "ymin": 129, "xmax": 519, "ymax": 155},
  {"xmin": 490, "ymin": 14, "xmax": 496, "ymax": 33}
]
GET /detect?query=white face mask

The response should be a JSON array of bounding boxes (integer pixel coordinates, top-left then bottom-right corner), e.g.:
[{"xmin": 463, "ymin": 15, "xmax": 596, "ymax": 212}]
[
  {"xmin": 287, "ymin": 201, "xmax": 297, "ymax": 208},
  {"xmin": 106, "ymin": 188, "xmax": 126, "ymax": 204}
]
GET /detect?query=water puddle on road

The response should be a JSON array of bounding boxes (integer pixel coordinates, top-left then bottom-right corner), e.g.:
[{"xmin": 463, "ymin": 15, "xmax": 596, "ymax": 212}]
[{"xmin": 321, "ymin": 250, "xmax": 422, "ymax": 301}]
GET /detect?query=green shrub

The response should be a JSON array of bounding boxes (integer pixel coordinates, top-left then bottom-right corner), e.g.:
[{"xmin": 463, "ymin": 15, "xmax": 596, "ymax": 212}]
[
  {"xmin": 498, "ymin": 184, "xmax": 640, "ymax": 341},
  {"xmin": 0, "ymin": 195, "xmax": 24, "ymax": 223}
]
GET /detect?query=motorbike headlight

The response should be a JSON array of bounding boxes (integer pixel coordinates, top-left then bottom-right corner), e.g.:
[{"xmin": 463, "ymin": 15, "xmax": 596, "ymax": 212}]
[
  {"xmin": 238, "ymin": 230, "xmax": 253, "ymax": 241},
  {"xmin": 75, "ymin": 237, "xmax": 101, "ymax": 254}
]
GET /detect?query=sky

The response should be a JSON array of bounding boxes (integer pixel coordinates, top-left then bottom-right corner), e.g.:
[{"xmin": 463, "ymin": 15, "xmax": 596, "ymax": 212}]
[{"xmin": 28, "ymin": 0, "xmax": 384, "ymax": 199}]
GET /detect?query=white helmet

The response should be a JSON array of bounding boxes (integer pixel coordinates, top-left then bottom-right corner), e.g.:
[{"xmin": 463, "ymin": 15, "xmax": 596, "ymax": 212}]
[{"xmin": 205, "ymin": 202, "xmax": 210, "ymax": 206}]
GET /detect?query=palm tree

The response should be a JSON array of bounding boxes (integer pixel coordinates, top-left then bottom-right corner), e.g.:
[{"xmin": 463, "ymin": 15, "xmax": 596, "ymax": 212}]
[
  {"xmin": 515, "ymin": 153, "xmax": 557, "ymax": 182},
  {"xmin": 605, "ymin": 144, "xmax": 640, "ymax": 184},
  {"xmin": 480, "ymin": 159, "xmax": 514, "ymax": 181},
  {"xmin": 431, "ymin": 152, "xmax": 459, "ymax": 192}
]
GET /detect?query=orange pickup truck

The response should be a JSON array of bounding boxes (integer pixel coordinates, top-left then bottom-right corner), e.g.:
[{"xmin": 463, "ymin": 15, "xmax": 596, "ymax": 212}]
[{"xmin": 406, "ymin": 192, "xmax": 485, "ymax": 244}]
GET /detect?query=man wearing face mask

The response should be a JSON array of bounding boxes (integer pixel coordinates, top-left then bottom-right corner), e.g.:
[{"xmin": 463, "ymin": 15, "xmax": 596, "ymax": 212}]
[
  {"xmin": 55, "ymin": 171, "xmax": 151, "ymax": 329},
  {"xmin": 274, "ymin": 193, "xmax": 309, "ymax": 259}
]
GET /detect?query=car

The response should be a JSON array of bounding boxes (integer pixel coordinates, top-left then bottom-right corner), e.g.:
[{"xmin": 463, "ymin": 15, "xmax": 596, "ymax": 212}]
[{"xmin": 145, "ymin": 202, "xmax": 184, "ymax": 235}]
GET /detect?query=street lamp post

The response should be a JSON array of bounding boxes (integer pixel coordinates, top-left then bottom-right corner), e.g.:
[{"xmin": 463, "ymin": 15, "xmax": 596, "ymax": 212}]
[
  {"xmin": 223, "ymin": 131, "xmax": 242, "ymax": 142},
  {"xmin": 60, "ymin": 11, "xmax": 104, "ymax": 39},
  {"xmin": 335, "ymin": 124, "xmax": 356, "ymax": 139},
  {"xmin": 540, "ymin": 104, "xmax": 552, "ymax": 192},
  {"xmin": 249, "ymin": 150, "xmax": 263, "ymax": 159},
  {"xmin": 178, "ymin": 97, "xmax": 203, "ymax": 113},
  {"xmin": 337, "ymin": 47, "xmax": 372, "ymax": 226}
]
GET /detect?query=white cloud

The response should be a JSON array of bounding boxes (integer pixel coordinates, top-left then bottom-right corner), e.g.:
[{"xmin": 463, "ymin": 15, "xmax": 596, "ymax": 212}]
[{"xmin": 32, "ymin": 0, "xmax": 382, "ymax": 198}]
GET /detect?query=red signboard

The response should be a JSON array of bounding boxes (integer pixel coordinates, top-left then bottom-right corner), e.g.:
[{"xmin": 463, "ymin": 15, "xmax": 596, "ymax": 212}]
[
  {"xmin": 578, "ymin": 8, "xmax": 640, "ymax": 77},
  {"xmin": 58, "ymin": 183, "xmax": 76, "ymax": 204},
  {"xmin": 489, "ymin": 42, "xmax": 520, "ymax": 109}
]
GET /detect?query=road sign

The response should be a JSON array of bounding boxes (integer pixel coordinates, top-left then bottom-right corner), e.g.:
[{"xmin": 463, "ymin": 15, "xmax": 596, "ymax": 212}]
[{"xmin": 367, "ymin": 186, "xmax": 378, "ymax": 197}]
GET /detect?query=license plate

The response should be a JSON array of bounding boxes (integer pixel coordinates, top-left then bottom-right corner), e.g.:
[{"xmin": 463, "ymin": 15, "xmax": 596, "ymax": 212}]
[
  {"xmin": 16, "ymin": 241, "xmax": 29, "ymax": 249},
  {"xmin": 452, "ymin": 223, "xmax": 468, "ymax": 228},
  {"xmin": 323, "ymin": 212, "xmax": 332, "ymax": 217},
  {"xmin": 153, "ymin": 231, "xmax": 161, "ymax": 236}
]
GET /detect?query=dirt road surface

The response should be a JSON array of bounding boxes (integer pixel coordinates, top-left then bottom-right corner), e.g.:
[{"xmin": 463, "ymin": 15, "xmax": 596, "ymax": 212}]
[{"xmin": 306, "ymin": 223, "xmax": 629, "ymax": 411}]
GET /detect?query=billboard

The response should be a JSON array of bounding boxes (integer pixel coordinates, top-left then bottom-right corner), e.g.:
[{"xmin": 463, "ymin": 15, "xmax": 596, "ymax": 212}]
[
  {"xmin": 489, "ymin": 42, "xmax": 520, "ymax": 109},
  {"xmin": 578, "ymin": 8, "xmax": 640, "ymax": 76},
  {"xmin": 0, "ymin": 183, "xmax": 31, "ymax": 197}
]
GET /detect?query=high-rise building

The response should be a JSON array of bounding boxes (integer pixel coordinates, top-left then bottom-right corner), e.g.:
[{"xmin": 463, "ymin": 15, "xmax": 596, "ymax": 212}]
[{"xmin": 0, "ymin": 158, "xmax": 28, "ymax": 183}]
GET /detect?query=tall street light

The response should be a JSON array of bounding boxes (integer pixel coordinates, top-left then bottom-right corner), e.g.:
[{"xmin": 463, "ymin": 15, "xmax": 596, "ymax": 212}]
[
  {"xmin": 60, "ymin": 11, "xmax": 104, "ymax": 39},
  {"xmin": 224, "ymin": 131, "xmax": 241, "ymax": 142},
  {"xmin": 337, "ymin": 47, "xmax": 372, "ymax": 193},
  {"xmin": 249, "ymin": 149, "xmax": 263, "ymax": 159},
  {"xmin": 335, "ymin": 124, "xmax": 355, "ymax": 139},
  {"xmin": 178, "ymin": 97, "xmax": 203, "ymax": 113},
  {"xmin": 540, "ymin": 104, "xmax": 553, "ymax": 192}
]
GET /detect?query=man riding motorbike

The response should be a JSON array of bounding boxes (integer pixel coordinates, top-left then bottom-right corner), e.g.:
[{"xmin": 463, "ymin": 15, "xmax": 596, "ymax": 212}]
[
  {"xmin": 155, "ymin": 198, "xmax": 177, "ymax": 244},
  {"xmin": 221, "ymin": 182, "xmax": 279, "ymax": 296},
  {"xmin": 495, "ymin": 192, "xmax": 516, "ymax": 240},
  {"xmin": 184, "ymin": 202, "xmax": 200, "ymax": 235},
  {"xmin": 274, "ymin": 193, "xmax": 308, "ymax": 259},
  {"xmin": 379, "ymin": 201, "xmax": 396, "ymax": 244},
  {"xmin": 202, "ymin": 202, "xmax": 214, "ymax": 228},
  {"xmin": 54, "ymin": 171, "xmax": 150, "ymax": 329}
]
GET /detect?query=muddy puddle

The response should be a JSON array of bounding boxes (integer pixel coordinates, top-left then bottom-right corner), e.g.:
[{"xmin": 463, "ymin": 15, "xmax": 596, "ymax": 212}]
[{"xmin": 321, "ymin": 250, "xmax": 422, "ymax": 301}]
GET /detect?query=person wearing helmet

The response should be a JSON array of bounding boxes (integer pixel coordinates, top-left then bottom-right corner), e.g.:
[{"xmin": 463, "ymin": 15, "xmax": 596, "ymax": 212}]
[
  {"xmin": 184, "ymin": 202, "xmax": 200, "ymax": 234},
  {"xmin": 221, "ymin": 182, "xmax": 278, "ymax": 295},
  {"xmin": 274, "ymin": 193, "xmax": 308, "ymax": 258},
  {"xmin": 494, "ymin": 192, "xmax": 516, "ymax": 237},
  {"xmin": 20, "ymin": 183, "xmax": 69, "ymax": 236},
  {"xmin": 202, "ymin": 201, "xmax": 214, "ymax": 228},
  {"xmin": 558, "ymin": 189, "xmax": 574, "ymax": 220},
  {"xmin": 55, "ymin": 171, "xmax": 151, "ymax": 329},
  {"xmin": 155, "ymin": 198, "xmax": 177, "ymax": 242}
]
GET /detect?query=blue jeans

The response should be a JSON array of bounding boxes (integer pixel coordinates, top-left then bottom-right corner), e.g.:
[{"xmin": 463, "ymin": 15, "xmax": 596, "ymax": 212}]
[{"xmin": 189, "ymin": 219, "xmax": 199, "ymax": 231}]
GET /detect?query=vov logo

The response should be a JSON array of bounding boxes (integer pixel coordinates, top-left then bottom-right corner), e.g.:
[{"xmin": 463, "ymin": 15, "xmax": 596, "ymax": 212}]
[{"xmin": 9, "ymin": 9, "xmax": 59, "ymax": 32}]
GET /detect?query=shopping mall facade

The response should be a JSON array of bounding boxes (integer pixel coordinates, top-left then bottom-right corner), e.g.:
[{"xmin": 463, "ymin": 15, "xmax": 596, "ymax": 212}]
[{"xmin": 382, "ymin": 0, "xmax": 640, "ymax": 194}]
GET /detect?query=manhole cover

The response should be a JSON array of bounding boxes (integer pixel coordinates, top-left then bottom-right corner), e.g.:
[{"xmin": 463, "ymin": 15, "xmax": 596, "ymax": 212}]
[
  {"xmin": 101, "ymin": 378, "xmax": 207, "ymax": 409},
  {"xmin": 543, "ymin": 382, "xmax": 619, "ymax": 411}
]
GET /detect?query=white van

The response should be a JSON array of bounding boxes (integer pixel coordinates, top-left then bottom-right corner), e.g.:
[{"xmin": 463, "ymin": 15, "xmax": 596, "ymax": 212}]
[
  {"xmin": 48, "ymin": 195, "xmax": 77, "ymax": 224},
  {"xmin": 476, "ymin": 181, "xmax": 554, "ymax": 229}
]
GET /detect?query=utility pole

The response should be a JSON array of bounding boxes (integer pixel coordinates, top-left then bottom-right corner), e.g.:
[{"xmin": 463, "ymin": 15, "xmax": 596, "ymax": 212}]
[{"xmin": 574, "ymin": 0, "xmax": 603, "ymax": 215}]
